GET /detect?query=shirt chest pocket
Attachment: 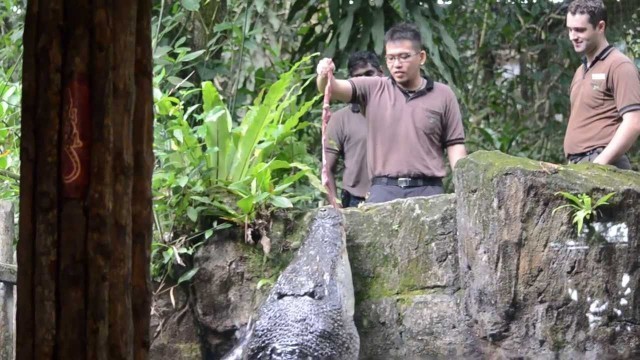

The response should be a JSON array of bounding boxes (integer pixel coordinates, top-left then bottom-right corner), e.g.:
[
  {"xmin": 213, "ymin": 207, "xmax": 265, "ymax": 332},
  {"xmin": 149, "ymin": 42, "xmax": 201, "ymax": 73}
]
[
  {"xmin": 410, "ymin": 108, "xmax": 442, "ymax": 138},
  {"xmin": 585, "ymin": 78, "xmax": 606, "ymax": 109}
]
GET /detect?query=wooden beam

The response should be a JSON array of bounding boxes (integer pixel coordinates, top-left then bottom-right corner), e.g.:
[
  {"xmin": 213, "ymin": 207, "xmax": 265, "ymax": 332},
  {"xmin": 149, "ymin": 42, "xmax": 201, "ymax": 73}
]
[{"xmin": 0, "ymin": 262, "xmax": 16, "ymax": 285}]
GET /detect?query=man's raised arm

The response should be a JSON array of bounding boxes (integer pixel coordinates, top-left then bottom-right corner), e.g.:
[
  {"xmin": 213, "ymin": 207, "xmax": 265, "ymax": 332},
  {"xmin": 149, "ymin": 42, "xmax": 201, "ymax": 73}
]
[{"xmin": 316, "ymin": 58, "xmax": 355, "ymax": 103}]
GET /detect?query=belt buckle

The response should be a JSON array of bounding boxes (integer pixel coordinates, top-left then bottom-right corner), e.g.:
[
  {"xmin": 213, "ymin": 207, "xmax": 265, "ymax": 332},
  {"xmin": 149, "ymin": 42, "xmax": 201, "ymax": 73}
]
[{"xmin": 397, "ymin": 177, "xmax": 411, "ymax": 188}]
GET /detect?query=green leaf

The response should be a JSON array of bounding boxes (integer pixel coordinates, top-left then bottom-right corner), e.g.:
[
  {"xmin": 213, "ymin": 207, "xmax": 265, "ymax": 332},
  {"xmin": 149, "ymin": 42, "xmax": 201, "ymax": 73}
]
[
  {"xmin": 287, "ymin": 0, "xmax": 308, "ymax": 22},
  {"xmin": 256, "ymin": 278, "xmax": 274, "ymax": 290},
  {"xmin": 181, "ymin": 0, "xmax": 200, "ymax": 11},
  {"xmin": 191, "ymin": 196, "xmax": 213, "ymax": 204},
  {"xmin": 338, "ymin": 13, "xmax": 354, "ymax": 50},
  {"xmin": 167, "ymin": 76, "xmax": 187, "ymax": 86},
  {"xmin": 229, "ymin": 65, "xmax": 298, "ymax": 181},
  {"xmin": 270, "ymin": 196, "xmax": 293, "ymax": 208},
  {"xmin": 237, "ymin": 196, "xmax": 255, "ymax": 214},
  {"xmin": 177, "ymin": 176, "xmax": 189, "ymax": 187},
  {"xmin": 594, "ymin": 192, "xmax": 616, "ymax": 208},
  {"xmin": 574, "ymin": 214, "xmax": 584, "ymax": 235},
  {"xmin": 163, "ymin": 247, "xmax": 174, "ymax": 263},
  {"xmin": 434, "ymin": 22, "xmax": 460, "ymax": 59},
  {"xmin": 255, "ymin": 0, "xmax": 265, "ymax": 13},
  {"xmin": 177, "ymin": 267, "xmax": 199, "ymax": 284},
  {"xmin": 328, "ymin": 0, "xmax": 341, "ymax": 24},
  {"xmin": 551, "ymin": 204, "xmax": 572, "ymax": 215},
  {"xmin": 204, "ymin": 229, "xmax": 214, "ymax": 239},
  {"xmin": 187, "ymin": 207, "xmax": 198, "ymax": 222},
  {"xmin": 202, "ymin": 82, "xmax": 232, "ymax": 181},
  {"xmin": 371, "ymin": 11, "xmax": 385, "ymax": 55},
  {"xmin": 153, "ymin": 45, "xmax": 172, "ymax": 59},
  {"xmin": 392, "ymin": 0, "xmax": 407, "ymax": 16},
  {"xmin": 554, "ymin": 191, "xmax": 582, "ymax": 206},
  {"xmin": 180, "ymin": 50, "xmax": 206, "ymax": 62}
]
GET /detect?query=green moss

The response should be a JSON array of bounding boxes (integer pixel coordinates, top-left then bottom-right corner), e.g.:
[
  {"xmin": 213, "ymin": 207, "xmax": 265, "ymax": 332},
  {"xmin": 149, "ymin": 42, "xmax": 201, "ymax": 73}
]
[
  {"xmin": 555, "ymin": 164, "xmax": 640, "ymax": 191},
  {"xmin": 547, "ymin": 325, "xmax": 567, "ymax": 352},
  {"xmin": 460, "ymin": 150, "xmax": 640, "ymax": 194},
  {"xmin": 458, "ymin": 151, "xmax": 543, "ymax": 187},
  {"xmin": 244, "ymin": 242, "xmax": 294, "ymax": 282},
  {"xmin": 398, "ymin": 257, "xmax": 428, "ymax": 293},
  {"xmin": 176, "ymin": 343, "xmax": 201, "ymax": 358},
  {"xmin": 354, "ymin": 272, "xmax": 396, "ymax": 303},
  {"xmin": 395, "ymin": 289, "xmax": 444, "ymax": 306}
]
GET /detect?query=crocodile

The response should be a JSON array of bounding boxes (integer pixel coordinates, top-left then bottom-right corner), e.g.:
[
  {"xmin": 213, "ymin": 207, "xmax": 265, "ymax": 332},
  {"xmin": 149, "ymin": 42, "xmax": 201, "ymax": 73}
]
[{"xmin": 223, "ymin": 207, "xmax": 359, "ymax": 360}]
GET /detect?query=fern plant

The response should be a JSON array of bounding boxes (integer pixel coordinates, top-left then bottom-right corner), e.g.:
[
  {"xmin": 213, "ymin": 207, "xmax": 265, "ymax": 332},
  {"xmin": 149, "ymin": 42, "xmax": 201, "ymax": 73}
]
[{"xmin": 552, "ymin": 192, "xmax": 616, "ymax": 235}]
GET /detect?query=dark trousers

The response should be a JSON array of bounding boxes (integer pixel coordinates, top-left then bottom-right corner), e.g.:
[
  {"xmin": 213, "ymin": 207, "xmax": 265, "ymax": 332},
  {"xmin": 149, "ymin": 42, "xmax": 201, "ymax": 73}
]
[
  {"xmin": 341, "ymin": 190, "xmax": 365, "ymax": 208},
  {"xmin": 366, "ymin": 183, "xmax": 444, "ymax": 204},
  {"xmin": 567, "ymin": 147, "xmax": 631, "ymax": 170}
]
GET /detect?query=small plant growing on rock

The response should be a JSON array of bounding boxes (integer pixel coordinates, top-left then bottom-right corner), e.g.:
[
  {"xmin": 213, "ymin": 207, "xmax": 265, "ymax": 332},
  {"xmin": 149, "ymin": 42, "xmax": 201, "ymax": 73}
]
[{"xmin": 552, "ymin": 191, "xmax": 616, "ymax": 235}]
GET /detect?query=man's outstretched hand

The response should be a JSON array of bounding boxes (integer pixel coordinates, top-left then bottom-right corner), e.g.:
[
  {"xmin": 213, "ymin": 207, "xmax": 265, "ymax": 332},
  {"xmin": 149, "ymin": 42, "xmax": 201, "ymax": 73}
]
[{"xmin": 316, "ymin": 58, "xmax": 335, "ymax": 78}]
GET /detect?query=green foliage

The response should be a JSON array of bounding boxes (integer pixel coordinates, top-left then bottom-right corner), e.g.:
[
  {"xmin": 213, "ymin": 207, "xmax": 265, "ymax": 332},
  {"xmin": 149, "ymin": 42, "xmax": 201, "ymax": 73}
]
[
  {"xmin": 289, "ymin": 0, "xmax": 460, "ymax": 85},
  {"xmin": 552, "ymin": 191, "xmax": 616, "ymax": 235},
  {"xmin": 0, "ymin": 0, "xmax": 22, "ymax": 204},
  {"xmin": 153, "ymin": 55, "xmax": 323, "ymax": 242},
  {"xmin": 446, "ymin": 0, "xmax": 575, "ymax": 163},
  {"xmin": 150, "ymin": 220, "xmax": 231, "ymax": 285}
]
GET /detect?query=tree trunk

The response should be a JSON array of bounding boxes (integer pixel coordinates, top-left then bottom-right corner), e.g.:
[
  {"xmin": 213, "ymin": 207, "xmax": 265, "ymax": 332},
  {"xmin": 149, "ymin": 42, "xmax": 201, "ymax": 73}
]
[{"xmin": 18, "ymin": 0, "xmax": 154, "ymax": 359}]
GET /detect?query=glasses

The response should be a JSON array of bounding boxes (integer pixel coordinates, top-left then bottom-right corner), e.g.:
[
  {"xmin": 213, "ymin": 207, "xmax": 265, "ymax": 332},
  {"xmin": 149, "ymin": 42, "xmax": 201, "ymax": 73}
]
[{"xmin": 385, "ymin": 52, "xmax": 419, "ymax": 63}]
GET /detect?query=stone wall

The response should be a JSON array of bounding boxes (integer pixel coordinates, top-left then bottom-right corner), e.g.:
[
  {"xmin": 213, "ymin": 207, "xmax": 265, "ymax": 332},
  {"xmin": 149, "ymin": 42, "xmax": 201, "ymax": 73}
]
[
  {"xmin": 455, "ymin": 151, "xmax": 640, "ymax": 359},
  {"xmin": 151, "ymin": 151, "xmax": 640, "ymax": 359}
]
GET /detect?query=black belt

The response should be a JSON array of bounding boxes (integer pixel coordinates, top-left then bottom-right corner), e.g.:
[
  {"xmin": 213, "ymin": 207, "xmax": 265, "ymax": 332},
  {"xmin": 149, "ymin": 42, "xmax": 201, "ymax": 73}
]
[
  {"xmin": 567, "ymin": 147, "xmax": 603, "ymax": 162},
  {"xmin": 371, "ymin": 176, "xmax": 442, "ymax": 188}
]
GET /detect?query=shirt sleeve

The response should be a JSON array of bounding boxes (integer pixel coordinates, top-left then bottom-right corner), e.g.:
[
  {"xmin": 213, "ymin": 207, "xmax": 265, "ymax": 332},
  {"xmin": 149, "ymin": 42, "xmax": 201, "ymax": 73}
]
[
  {"xmin": 348, "ymin": 77, "xmax": 383, "ymax": 109},
  {"xmin": 611, "ymin": 60, "xmax": 640, "ymax": 116},
  {"xmin": 441, "ymin": 85, "xmax": 465, "ymax": 147}
]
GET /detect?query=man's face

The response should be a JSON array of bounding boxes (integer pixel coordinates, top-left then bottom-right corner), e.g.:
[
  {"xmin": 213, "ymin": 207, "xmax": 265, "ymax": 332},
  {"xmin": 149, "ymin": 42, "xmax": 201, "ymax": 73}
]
[
  {"xmin": 384, "ymin": 40, "xmax": 426, "ymax": 86},
  {"xmin": 566, "ymin": 13, "xmax": 604, "ymax": 55},
  {"xmin": 350, "ymin": 64, "xmax": 383, "ymax": 78}
]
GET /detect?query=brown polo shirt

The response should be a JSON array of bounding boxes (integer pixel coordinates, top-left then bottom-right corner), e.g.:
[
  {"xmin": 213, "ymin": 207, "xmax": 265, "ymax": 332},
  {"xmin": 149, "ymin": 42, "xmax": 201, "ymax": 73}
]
[
  {"xmin": 564, "ymin": 46, "xmax": 640, "ymax": 156},
  {"xmin": 325, "ymin": 105, "xmax": 370, "ymax": 198},
  {"xmin": 348, "ymin": 76, "xmax": 465, "ymax": 178}
]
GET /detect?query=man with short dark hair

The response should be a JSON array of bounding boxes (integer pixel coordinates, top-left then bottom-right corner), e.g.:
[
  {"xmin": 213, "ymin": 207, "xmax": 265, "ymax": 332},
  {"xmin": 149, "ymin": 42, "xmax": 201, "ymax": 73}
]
[
  {"xmin": 564, "ymin": 0, "xmax": 640, "ymax": 169},
  {"xmin": 325, "ymin": 51, "xmax": 384, "ymax": 208},
  {"xmin": 316, "ymin": 23, "xmax": 467, "ymax": 204}
]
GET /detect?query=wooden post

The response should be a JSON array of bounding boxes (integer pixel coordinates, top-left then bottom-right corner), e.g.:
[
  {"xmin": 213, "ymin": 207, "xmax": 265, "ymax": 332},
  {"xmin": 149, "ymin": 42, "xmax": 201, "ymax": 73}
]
[
  {"xmin": 0, "ymin": 201, "xmax": 15, "ymax": 360},
  {"xmin": 18, "ymin": 0, "xmax": 154, "ymax": 359}
]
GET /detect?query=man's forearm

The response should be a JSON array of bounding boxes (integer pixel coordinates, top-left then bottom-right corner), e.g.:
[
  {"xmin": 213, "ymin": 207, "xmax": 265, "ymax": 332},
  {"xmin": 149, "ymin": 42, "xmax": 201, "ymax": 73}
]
[
  {"xmin": 317, "ymin": 74, "xmax": 329, "ymax": 93},
  {"xmin": 447, "ymin": 144, "xmax": 468, "ymax": 170},
  {"xmin": 326, "ymin": 173, "xmax": 340, "ymax": 206},
  {"xmin": 594, "ymin": 112, "xmax": 640, "ymax": 165}
]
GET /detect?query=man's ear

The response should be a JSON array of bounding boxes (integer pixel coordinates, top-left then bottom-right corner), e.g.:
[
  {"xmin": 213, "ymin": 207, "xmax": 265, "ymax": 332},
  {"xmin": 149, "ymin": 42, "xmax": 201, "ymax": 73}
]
[
  {"xmin": 420, "ymin": 51, "xmax": 427, "ymax": 66},
  {"xmin": 597, "ymin": 20, "xmax": 606, "ymax": 32}
]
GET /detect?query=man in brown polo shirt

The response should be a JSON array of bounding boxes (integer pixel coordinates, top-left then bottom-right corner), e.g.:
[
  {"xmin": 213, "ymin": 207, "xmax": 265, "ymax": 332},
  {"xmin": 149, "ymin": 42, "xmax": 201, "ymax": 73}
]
[
  {"xmin": 325, "ymin": 51, "xmax": 384, "ymax": 208},
  {"xmin": 317, "ymin": 23, "xmax": 467, "ymax": 203},
  {"xmin": 564, "ymin": 0, "xmax": 640, "ymax": 169}
]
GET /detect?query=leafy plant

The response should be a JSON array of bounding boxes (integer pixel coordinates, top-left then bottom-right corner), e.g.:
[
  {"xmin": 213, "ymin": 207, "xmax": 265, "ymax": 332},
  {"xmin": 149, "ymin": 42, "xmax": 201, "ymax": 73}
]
[
  {"xmin": 289, "ymin": 0, "xmax": 461, "ymax": 85},
  {"xmin": 0, "ymin": 0, "xmax": 24, "ymax": 208},
  {"xmin": 151, "ymin": 219, "xmax": 234, "ymax": 307},
  {"xmin": 152, "ymin": 54, "xmax": 323, "ymax": 252},
  {"xmin": 552, "ymin": 191, "xmax": 616, "ymax": 235}
]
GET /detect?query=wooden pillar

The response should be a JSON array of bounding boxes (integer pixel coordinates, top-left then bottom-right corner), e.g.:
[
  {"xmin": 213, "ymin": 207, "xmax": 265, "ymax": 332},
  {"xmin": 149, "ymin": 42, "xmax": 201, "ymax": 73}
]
[
  {"xmin": 17, "ymin": 0, "xmax": 154, "ymax": 359},
  {"xmin": 0, "ymin": 202, "xmax": 15, "ymax": 360}
]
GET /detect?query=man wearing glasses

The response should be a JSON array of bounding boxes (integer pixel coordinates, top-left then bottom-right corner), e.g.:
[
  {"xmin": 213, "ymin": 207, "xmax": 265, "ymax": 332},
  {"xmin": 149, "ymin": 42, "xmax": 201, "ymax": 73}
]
[
  {"xmin": 316, "ymin": 23, "xmax": 467, "ymax": 203},
  {"xmin": 325, "ymin": 51, "xmax": 384, "ymax": 208}
]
